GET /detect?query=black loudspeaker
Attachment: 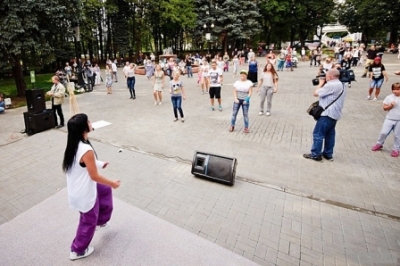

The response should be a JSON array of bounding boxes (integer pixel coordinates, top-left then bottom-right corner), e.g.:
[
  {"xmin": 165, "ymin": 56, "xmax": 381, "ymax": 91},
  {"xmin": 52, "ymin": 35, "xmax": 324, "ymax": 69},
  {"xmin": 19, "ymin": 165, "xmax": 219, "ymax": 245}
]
[
  {"xmin": 191, "ymin": 151, "xmax": 237, "ymax": 186},
  {"xmin": 26, "ymin": 89, "xmax": 46, "ymax": 114},
  {"xmin": 23, "ymin": 109, "xmax": 55, "ymax": 136}
]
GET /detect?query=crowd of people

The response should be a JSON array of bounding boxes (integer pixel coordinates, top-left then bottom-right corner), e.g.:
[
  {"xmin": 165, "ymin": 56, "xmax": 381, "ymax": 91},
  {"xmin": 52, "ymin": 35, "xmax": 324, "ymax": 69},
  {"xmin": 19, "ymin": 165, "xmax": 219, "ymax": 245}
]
[
  {"xmin": 47, "ymin": 42, "xmax": 400, "ymax": 261},
  {"xmin": 50, "ymin": 43, "xmax": 399, "ymax": 155}
]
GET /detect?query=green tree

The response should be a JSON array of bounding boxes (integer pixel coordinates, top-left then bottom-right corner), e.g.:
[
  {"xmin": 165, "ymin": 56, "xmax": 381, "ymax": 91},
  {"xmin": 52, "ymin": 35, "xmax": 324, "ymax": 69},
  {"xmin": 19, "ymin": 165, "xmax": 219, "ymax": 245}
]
[
  {"xmin": 194, "ymin": 0, "xmax": 261, "ymax": 52},
  {"xmin": 0, "ymin": 0, "xmax": 80, "ymax": 96},
  {"xmin": 337, "ymin": 0, "xmax": 400, "ymax": 44},
  {"xmin": 258, "ymin": 0, "xmax": 334, "ymax": 48}
]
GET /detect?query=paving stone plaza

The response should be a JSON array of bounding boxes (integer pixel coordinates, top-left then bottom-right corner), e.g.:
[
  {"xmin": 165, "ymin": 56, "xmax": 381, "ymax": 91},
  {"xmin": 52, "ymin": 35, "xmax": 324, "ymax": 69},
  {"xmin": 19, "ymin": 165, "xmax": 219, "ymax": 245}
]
[{"xmin": 0, "ymin": 54, "xmax": 399, "ymax": 265}]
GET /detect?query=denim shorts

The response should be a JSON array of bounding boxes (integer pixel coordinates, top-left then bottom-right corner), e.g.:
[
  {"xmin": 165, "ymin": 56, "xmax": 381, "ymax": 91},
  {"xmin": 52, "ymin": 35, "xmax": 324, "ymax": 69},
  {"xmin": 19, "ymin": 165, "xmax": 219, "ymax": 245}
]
[{"xmin": 370, "ymin": 78, "xmax": 384, "ymax": 89}]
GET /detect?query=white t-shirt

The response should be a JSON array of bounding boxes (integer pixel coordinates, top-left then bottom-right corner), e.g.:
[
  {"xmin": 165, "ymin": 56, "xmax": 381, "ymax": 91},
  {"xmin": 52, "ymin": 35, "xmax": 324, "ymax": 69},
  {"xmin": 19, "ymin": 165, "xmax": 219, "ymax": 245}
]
[
  {"xmin": 111, "ymin": 63, "xmax": 117, "ymax": 72},
  {"xmin": 66, "ymin": 141, "xmax": 104, "ymax": 213},
  {"xmin": 234, "ymin": 80, "xmax": 253, "ymax": 100},
  {"xmin": 217, "ymin": 61, "xmax": 225, "ymax": 70},
  {"xmin": 208, "ymin": 68, "xmax": 223, "ymax": 87},
  {"xmin": 126, "ymin": 67, "xmax": 135, "ymax": 78},
  {"xmin": 123, "ymin": 65, "xmax": 130, "ymax": 76},
  {"xmin": 201, "ymin": 65, "xmax": 210, "ymax": 77},
  {"xmin": 383, "ymin": 94, "xmax": 400, "ymax": 121}
]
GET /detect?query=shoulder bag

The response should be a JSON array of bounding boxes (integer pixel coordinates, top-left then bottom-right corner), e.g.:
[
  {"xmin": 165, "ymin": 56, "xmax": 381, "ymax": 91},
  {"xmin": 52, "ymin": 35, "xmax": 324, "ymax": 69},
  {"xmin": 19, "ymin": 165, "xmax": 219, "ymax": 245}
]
[{"xmin": 307, "ymin": 84, "xmax": 344, "ymax": 120}]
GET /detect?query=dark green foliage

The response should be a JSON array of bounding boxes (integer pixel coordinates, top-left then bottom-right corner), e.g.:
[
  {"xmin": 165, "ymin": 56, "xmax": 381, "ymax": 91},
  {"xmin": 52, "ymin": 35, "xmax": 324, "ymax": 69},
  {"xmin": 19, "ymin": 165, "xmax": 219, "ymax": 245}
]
[{"xmin": 337, "ymin": 0, "xmax": 400, "ymax": 44}]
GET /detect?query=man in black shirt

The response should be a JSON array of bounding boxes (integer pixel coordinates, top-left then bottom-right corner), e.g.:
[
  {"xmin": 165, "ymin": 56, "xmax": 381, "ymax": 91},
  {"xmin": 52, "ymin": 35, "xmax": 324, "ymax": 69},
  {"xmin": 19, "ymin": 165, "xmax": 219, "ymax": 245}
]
[{"xmin": 362, "ymin": 45, "xmax": 378, "ymax": 78}]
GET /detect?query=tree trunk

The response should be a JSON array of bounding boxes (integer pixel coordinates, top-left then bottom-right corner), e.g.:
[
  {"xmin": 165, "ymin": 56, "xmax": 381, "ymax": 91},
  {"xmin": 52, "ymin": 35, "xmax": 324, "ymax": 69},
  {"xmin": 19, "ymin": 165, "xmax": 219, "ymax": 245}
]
[
  {"xmin": 223, "ymin": 31, "xmax": 228, "ymax": 53},
  {"xmin": 12, "ymin": 55, "xmax": 27, "ymax": 97},
  {"xmin": 98, "ymin": 8, "xmax": 104, "ymax": 62}
]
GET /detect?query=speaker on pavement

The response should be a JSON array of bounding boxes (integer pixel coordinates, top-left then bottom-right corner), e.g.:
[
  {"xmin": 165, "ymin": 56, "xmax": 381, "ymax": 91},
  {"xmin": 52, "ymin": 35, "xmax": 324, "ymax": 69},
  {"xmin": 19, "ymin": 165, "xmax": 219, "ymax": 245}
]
[
  {"xmin": 26, "ymin": 89, "xmax": 46, "ymax": 114},
  {"xmin": 23, "ymin": 109, "xmax": 55, "ymax": 136},
  {"xmin": 191, "ymin": 151, "xmax": 237, "ymax": 186}
]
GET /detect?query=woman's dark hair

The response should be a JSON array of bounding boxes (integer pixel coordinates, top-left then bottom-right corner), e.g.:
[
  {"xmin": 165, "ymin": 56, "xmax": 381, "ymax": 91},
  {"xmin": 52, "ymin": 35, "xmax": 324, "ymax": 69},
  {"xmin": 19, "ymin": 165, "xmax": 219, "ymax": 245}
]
[{"xmin": 62, "ymin": 113, "xmax": 91, "ymax": 173}]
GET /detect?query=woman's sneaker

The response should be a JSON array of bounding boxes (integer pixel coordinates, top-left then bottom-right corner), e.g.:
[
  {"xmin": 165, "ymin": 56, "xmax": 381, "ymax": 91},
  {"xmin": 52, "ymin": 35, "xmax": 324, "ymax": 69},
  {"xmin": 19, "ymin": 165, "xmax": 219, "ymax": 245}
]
[
  {"xmin": 96, "ymin": 221, "xmax": 110, "ymax": 231},
  {"xmin": 258, "ymin": 111, "xmax": 263, "ymax": 116},
  {"xmin": 371, "ymin": 144, "xmax": 383, "ymax": 151},
  {"xmin": 70, "ymin": 246, "xmax": 94, "ymax": 260},
  {"xmin": 391, "ymin": 150, "xmax": 399, "ymax": 157}
]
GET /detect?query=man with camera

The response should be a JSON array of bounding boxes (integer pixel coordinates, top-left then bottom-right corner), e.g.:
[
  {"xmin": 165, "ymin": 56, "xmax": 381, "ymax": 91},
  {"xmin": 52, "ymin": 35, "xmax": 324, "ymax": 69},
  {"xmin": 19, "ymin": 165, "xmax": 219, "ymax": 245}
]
[{"xmin": 304, "ymin": 69, "xmax": 346, "ymax": 161}]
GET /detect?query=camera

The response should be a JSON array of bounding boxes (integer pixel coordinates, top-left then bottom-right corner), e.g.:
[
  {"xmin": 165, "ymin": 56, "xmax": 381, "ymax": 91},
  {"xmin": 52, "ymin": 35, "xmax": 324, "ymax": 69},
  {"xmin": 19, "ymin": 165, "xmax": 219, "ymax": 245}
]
[{"xmin": 312, "ymin": 72, "xmax": 326, "ymax": 86}]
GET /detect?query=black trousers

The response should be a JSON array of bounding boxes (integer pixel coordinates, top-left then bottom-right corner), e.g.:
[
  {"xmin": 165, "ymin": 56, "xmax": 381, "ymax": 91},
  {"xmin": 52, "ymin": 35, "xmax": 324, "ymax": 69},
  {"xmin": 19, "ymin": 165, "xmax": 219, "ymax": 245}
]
[
  {"xmin": 52, "ymin": 104, "xmax": 64, "ymax": 126},
  {"xmin": 248, "ymin": 71, "xmax": 258, "ymax": 84}
]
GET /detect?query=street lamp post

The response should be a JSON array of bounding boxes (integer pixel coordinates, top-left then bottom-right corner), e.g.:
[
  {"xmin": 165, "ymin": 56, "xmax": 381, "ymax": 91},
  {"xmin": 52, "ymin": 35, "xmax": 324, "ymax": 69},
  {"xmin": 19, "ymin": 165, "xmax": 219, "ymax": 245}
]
[{"xmin": 203, "ymin": 23, "xmax": 214, "ymax": 54}]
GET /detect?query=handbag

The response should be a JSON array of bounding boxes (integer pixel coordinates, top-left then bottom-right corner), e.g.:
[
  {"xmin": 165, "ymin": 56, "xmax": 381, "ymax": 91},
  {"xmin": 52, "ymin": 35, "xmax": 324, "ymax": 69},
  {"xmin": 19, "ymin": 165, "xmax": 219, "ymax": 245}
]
[
  {"xmin": 307, "ymin": 84, "xmax": 344, "ymax": 120},
  {"xmin": 307, "ymin": 101, "xmax": 324, "ymax": 120}
]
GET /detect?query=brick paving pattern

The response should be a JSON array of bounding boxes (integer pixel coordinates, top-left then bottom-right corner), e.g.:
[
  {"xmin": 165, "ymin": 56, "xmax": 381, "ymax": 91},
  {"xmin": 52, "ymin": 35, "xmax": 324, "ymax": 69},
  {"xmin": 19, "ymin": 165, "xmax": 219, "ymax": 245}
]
[{"xmin": 1, "ymin": 53, "xmax": 399, "ymax": 265}]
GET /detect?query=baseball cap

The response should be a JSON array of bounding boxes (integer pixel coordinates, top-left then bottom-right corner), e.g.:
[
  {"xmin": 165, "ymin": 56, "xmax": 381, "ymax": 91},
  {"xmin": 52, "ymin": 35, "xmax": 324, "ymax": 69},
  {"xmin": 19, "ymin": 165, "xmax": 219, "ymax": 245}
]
[
  {"xmin": 374, "ymin": 57, "xmax": 381, "ymax": 62},
  {"xmin": 240, "ymin": 70, "xmax": 248, "ymax": 75}
]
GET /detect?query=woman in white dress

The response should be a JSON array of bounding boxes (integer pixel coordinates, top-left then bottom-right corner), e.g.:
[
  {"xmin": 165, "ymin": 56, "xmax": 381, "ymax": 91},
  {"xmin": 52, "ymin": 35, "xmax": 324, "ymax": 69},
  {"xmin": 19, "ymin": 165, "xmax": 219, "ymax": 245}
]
[
  {"xmin": 201, "ymin": 59, "xmax": 210, "ymax": 94},
  {"xmin": 153, "ymin": 65, "xmax": 165, "ymax": 105},
  {"xmin": 94, "ymin": 64, "xmax": 101, "ymax": 85}
]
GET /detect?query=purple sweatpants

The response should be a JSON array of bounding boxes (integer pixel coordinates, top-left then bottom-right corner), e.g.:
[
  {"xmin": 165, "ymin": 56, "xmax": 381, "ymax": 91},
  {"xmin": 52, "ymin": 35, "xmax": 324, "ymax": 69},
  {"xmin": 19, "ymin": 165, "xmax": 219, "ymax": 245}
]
[{"xmin": 71, "ymin": 183, "xmax": 113, "ymax": 254}]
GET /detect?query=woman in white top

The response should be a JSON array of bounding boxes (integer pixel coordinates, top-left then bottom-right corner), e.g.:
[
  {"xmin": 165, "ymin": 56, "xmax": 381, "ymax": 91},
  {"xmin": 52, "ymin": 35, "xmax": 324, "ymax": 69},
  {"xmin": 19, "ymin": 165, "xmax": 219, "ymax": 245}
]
[
  {"xmin": 94, "ymin": 64, "xmax": 101, "ymax": 85},
  {"xmin": 230, "ymin": 69, "xmax": 253, "ymax": 133},
  {"xmin": 232, "ymin": 55, "xmax": 239, "ymax": 77},
  {"xmin": 126, "ymin": 63, "xmax": 137, "ymax": 99},
  {"xmin": 201, "ymin": 59, "xmax": 210, "ymax": 94},
  {"xmin": 256, "ymin": 63, "xmax": 278, "ymax": 116},
  {"xmin": 318, "ymin": 57, "xmax": 334, "ymax": 75},
  {"xmin": 62, "ymin": 113, "xmax": 120, "ymax": 260},
  {"xmin": 351, "ymin": 48, "xmax": 359, "ymax": 67},
  {"xmin": 153, "ymin": 64, "xmax": 165, "ymax": 105}
]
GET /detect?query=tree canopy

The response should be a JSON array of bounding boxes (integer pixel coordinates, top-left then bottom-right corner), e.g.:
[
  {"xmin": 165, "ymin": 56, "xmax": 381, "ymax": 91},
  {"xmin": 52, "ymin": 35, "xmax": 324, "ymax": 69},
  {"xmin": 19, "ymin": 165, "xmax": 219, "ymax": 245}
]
[{"xmin": 0, "ymin": 0, "xmax": 396, "ymax": 96}]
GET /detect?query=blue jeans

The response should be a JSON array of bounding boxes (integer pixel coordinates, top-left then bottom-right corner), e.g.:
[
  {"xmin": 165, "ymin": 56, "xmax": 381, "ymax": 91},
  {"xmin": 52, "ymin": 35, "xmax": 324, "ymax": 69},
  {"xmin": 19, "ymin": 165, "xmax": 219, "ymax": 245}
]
[
  {"xmin": 171, "ymin": 96, "xmax": 184, "ymax": 118},
  {"xmin": 127, "ymin": 76, "xmax": 135, "ymax": 97},
  {"xmin": 311, "ymin": 116, "xmax": 337, "ymax": 157},
  {"xmin": 186, "ymin": 66, "xmax": 193, "ymax": 77},
  {"xmin": 231, "ymin": 100, "xmax": 249, "ymax": 128},
  {"xmin": 277, "ymin": 60, "xmax": 285, "ymax": 70},
  {"xmin": 370, "ymin": 78, "xmax": 384, "ymax": 89}
]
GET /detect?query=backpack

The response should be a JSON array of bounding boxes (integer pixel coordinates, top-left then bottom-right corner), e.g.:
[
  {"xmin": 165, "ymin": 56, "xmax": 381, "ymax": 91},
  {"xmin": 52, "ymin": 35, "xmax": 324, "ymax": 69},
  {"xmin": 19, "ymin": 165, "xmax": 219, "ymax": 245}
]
[
  {"xmin": 339, "ymin": 69, "xmax": 355, "ymax": 83},
  {"xmin": 347, "ymin": 69, "xmax": 355, "ymax": 82},
  {"xmin": 339, "ymin": 69, "xmax": 350, "ymax": 83}
]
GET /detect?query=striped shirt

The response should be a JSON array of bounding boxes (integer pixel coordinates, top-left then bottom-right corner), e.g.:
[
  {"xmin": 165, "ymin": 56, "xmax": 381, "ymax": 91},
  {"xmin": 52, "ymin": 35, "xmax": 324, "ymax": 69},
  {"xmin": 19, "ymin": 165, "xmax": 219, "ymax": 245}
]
[{"xmin": 318, "ymin": 79, "xmax": 346, "ymax": 120}]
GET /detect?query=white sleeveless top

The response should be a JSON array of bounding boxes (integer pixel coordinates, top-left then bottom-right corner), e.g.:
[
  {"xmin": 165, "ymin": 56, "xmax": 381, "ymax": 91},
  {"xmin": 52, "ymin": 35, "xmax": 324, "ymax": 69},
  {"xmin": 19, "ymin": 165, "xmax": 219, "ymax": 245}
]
[{"xmin": 66, "ymin": 141, "xmax": 104, "ymax": 213}]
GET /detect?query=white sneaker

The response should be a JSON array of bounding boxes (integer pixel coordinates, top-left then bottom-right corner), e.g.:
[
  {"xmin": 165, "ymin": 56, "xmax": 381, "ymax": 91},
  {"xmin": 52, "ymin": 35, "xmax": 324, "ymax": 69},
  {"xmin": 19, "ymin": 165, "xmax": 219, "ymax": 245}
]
[
  {"xmin": 373, "ymin": 97, "xmax": 377, "ymax": 101},
  {"xmin": 154, "ymin": 101, "xmax": 158, "ymax": 105},
  {"xmin": 158, "ymin": 102, "xmax": 162, "ymax": 105},
  {"xmin": 96, "ymin": 221, "xmax": 110, "ymax": 231},
  {"xmin": 266, "ymin": 112, "xmax": 271, "ymax": 116},
  {"xmin": 70, "ymin": 246, "xmax": 94, "ymax": 261},
  {"xmin": 258, "ymin": 111, "xmax": 263, "ymax": 116},
  {"xmin": 366, "ymin": 95, "xmax": 371, "ymax": 100}
]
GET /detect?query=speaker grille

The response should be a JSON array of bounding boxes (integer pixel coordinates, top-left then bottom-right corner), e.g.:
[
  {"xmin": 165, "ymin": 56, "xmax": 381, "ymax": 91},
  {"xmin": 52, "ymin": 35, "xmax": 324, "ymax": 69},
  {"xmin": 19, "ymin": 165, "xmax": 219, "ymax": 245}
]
[{"xmin": 206, "ymin": 156, "xmax": 234, "ymax": 182}]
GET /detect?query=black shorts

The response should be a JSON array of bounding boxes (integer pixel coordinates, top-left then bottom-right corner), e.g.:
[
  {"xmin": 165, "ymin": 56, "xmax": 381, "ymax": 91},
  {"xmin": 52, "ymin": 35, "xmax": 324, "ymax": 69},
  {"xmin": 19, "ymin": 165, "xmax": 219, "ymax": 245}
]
[{"xmin": 209, "ymin": 86, "xmax": 221, "ymax": 99}]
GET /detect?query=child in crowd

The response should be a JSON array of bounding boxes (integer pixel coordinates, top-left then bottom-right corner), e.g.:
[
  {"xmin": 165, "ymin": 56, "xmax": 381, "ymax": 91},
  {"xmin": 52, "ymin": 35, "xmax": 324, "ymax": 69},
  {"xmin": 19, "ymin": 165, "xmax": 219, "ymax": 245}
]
[
  {"xmin": 371, "ymin": 82, "xmax": 400, "ymax": 157},
  {"xmin": 277, "ymin": 51, "xmax": 285, "ymax": 71},
  {"xmin": 170, "ymin": 72, "xmax": 186, "ymax": 122},
  {"xmin": 285, "ymin": 53, "xmax": 293, "ymax": 71}
]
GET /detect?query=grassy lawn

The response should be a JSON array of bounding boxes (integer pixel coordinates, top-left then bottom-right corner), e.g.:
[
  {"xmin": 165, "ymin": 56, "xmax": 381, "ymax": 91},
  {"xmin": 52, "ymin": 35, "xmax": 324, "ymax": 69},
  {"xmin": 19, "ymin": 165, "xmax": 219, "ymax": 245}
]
[{"xmin": 0, "ymin": 73, "xmax": 54, "ymax": 108}]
